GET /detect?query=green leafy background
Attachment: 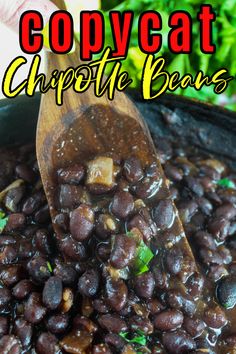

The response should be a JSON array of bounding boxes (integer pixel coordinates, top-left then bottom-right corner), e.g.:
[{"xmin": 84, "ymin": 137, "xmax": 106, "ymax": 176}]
[{"xmin": 101, "ymin": 0, "xmax": 236, "ymax": 111}]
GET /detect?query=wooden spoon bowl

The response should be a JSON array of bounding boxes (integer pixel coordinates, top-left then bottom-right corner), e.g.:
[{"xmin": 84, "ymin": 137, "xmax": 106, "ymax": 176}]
[{"xmin": 36, "ymin": 0, "xmax": 198, "ymax": 279}]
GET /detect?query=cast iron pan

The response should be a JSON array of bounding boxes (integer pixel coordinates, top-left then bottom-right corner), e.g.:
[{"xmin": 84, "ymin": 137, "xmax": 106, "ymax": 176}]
[{"xmin": 0, "ymin": 92, "xmax": 235, "ymax": 168}]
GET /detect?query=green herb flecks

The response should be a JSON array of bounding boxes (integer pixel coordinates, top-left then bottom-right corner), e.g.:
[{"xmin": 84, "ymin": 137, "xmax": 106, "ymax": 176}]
[
  {"xmin": 134, "ymin": 240, "xmax": 154, "ymax": 275},
  {"xmin": 217, "ymin": 178, "xmax": 235, "ymax": 189},
  {"xmin": 126, "ymin": 231, "xmax": 154, "ymax": 275},
  {"xmin": 119, "ymin": 331, "xmax": 147, "ymax": 346},
  {"xmin": 47, "ymin": 261, "xmax": 53, "ymax": 273},
  {"xmin": 0, "ymin": 211, "xmax": 8, "ymax": 233}
]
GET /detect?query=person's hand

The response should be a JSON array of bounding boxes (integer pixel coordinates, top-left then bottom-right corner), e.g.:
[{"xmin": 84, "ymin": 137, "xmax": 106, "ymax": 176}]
[{"xmin": 0, "ymin": 0, "xmax": 59, "ymax": 32}]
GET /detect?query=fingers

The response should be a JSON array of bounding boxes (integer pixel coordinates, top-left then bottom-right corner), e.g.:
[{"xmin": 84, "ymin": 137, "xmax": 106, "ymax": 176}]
[{"xmin": 0, "ymin": 0, "xmax": 59, "ymax": 32}]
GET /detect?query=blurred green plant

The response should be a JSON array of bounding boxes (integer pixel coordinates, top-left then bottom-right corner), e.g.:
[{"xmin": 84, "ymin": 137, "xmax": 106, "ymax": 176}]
[{"xmin": 100, "ymin": 0, "xmax": 236, "ymax": 110}]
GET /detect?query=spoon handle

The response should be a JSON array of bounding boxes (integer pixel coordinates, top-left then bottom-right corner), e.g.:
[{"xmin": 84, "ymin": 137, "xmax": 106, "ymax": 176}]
[{"xmin": 51, "ymin": 0, "xmax": 67, "ymax": 10}]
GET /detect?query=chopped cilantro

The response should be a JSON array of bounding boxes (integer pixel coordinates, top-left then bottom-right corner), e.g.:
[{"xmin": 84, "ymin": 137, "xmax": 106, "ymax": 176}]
[
  {"xmin": 217, "ymin": 178, "xmax": 235, "ymax": 189},
  {"xmin": 119, "ymin": 331, "xmax": 147, "ymax": 346},
  {"xmin": 134, "ymin": 240, "xmax": 154, "ymax": 275},
  {"xmin": 0, "ymin": 211, "xmax": 5, "ymax": 219},
  {"xmin": 47, "ymin": 261, "xmax": 53, "ymax": 273},
  {"xmin": 126, "ymin": 232, "xmax": 154, "ymax": 275},
  {"xmin": 126, "ymin": 231, "xmax": 134, "ymax": 238},
  {"xmin": 0, "ymin": 211, "xmax": 8, "ymax": 233}
]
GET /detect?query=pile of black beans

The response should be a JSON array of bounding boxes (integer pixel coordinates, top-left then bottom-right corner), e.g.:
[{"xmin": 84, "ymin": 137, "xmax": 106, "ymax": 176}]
[{"xmin": 0, "ymin": 128, "xmax": 236, "ymax": 354}]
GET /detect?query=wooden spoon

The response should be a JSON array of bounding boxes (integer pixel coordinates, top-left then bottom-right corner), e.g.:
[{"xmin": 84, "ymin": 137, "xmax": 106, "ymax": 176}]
[{"xmin": 36, "ymin": 0, "xmax": 199, "ymax": 278}]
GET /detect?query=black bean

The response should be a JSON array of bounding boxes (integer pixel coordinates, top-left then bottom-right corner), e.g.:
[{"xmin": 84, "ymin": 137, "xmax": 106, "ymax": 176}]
[
  {"xmin": 200, "ymin": 178, "xmax": 216, "ymax": 196},
  {"xmin": 123, "ymin": 157, "xmax": 143, "ymax": 183},
  {"xmin": 96, "ymin": 243, "xmax": 111, "ymax": 262},
  {"xmin": 166, "ymin": 290, "xmax": 196, "ymax": 316},
  {"xmin": 73, "ymin": 315, "xmax": 98, "ymax": 333},
  {"xmin": 199, "ymin": 248, "xmax": 223, "ymax": 266},
  {"xmin": 218, "ymin": 246, "xmax": 232, "ymax": 265},
  {"xmin": 59, "ymin": 235, "xmax": 87, "ymax": 261},
  {"xmin": 0, "ymin": 317, "xmax": 8, "ymax": 337},
  {"xmin": 93, "ymin": 344, "xmax": 112, "ymax": 354},
  {"xmin": 0, "ymin": 265, "xmax": 26, "ymax": 287},
  {"xmin": 110, "ymin": 235, "xmax": 136, "ymax": 269},
  {"xmin": 165, "ymin": 164, "xmax": 183, "ymax": 182},
  {"xmin": 154, "ymin": 310, "xmax": 183, "ymax": 331},
  {"xmin": 215, "ymin": 203, "xmax": 236, "ymax": 220},
  {"xmin": 178, "ymin": 257, "xmax": 195, "ymax": 284},
  {"xmin": 133, "ymin": 163, "xmax": 161, "ymax": 199},
  {"xmin": 134, "ymin": 272, "xmax": 155, "ymax": 299},
  {"xmin": 229, "ymin": 263, "xmax": 236, "ymax": 276},
  {"xmin": 105, "ymin": 333, "xmax": 125, "ymax": 351},
  {"xmin": 14, "ymin": 318, "xmax": 32, "ymax": 348},
  {"xmin": 0, "ymin": 236, "xmax": 16, "ymax": 247},
  {"xmin": 24, "ymin": 292, "xmax": 47, "ymax": 324},
  {"xmin": 34, "ymin": 205, "xmax": 50, "ymax": 224},
  {"xmin": 4, "ymin": 186, "xmax": 25, "ymax": 212},
  {"xmin": 98, "ymin": 314, "xmax": 127, "ymax": 333},
  {"xmin": 190, "ymin": 212, "xmax": 206, "ymax": 231},
  {"xmin": 162, "ymin": 330, "xmax": 196, "ymax": 354},
  {"xmin": 183, "ymin": 317, "xmax": 205, "ymax": 338},
  {"xmin": 53, "ymin": 260, "xmax": 77, "ymax": 286},
  {"xmin": 36, "ymin": 333, "xmax": 60, "ymax": 354},
  {"xmin": 216, "ymin": 276, "xmax": 236, "ymax": 309},
  {"xmin": 208, "ymin": 265, "xmax": 228, "ymax": 283},
  {"xmin": 27, "ymin": 256, "xmax": 51, "ymax": 284},
  {"xmin": 0, "ymin": 335, "xmax": 22, "ymax": 354},
  {"xmin": 166, "ymin": 248, "xmax": 183, "ymax": 275},
  {"xmin": 106, "ymin": 278, "xmax": 128, "ymax": 311},
  {"xmin": 54, "ymin": 212, "xmax": 70, "ymax": 232},
  {"xmin": 229, "ymin": 222, "xmax": 236, "ymax": 236},
  {"xmin": 111, "ymin": 191, "xmax": 134, "ymax": 219},
  {"xmin": 22, "ymin": 191, "xmax": 44, "ymax": 215},
  {"xmin": 224, "ymin": 334, "xmax": 236, "ymax": 347},
  {"xmin": 155, "ymin": 137, "xmax": 173, "ymax": 163},
  {"xmin": 78, "ymin": 269, "xmax": 100, "ymax": 297},
  {"xmin": 152, "ymin": 199, "xmax": 175, "ymax": 230},
  {"xmin": 152, "ymin": 267, "xmax": 169, "ymax": 290},
  {"xmin": 34, "ymin": 229, "xmax": 52, "ymax": 255},
  {"xmin": 12, "ymin": 280, "xmax": 34, "ymax": 300},
  {"xmin": 199, "ymin": 165, "xmax": 220, "ymax": 180},
  {"xmin": 46, "ymin": 313, "xmax": 69, "ymax": 334},
  {"xmin": 196, "ymin": 197, "xmax": 213, "ymax": 216},
  {"xmin": 178, "ymin": 200, "xmax": 198, "ymax": 224},
  {"xmin": 203, "ymin": 306, "xmax": 228, "ymax": 329},
  {"xmin": 92, "ymin": 299, "xmax": 109, "ymax": 314},
  {"xmin": 128, "ymin": 214, "xmax": 154, "ymax": 243},
  {"xmin": 18, "ymin": 240, "xmax": 35, "ymax": 260},
  {"xmin": 186, "ymin": 273, "xmax": 204, "ymax": 298},
  {"xmin": 43, "ymin": 276, "xmax": 63, "ymax": 310},
  {"xmin": 0, "ymin": 287, "xmax": 11, "ymax": 308},
  {"xmin": 57, "ymin": 164, "xmax": 85, "ymax": 185},
  {"xmin": 5, "ymin": 213, "xmax": 26, "ymax": 231},
  {"xmin": 0, "ymin": 245, "xmax": 18, "ymax": 265},
  {"xmin": 208, "ymin": 217, "xmax": 230, "ymax": 241},
  {"xmin": 219, "ymin": 189, "xmax": 236, "ymax": 204},
  {"xmin": 70, "ymin": 204, "xmax": 94, "ymax": 241},
  {"xmin": 60, "ymin": 329, "xmax": 93, "ymax": 352},
  {"xmin": 95, "ymin": 214, "xmax": 118, "ymax": 239},
  {"xmin": 15, "ymin": 164, "xmax": 36, "ymax": 183},
  {"xmin": 129, "ymin": 315, "xmax": 153, "ymax": 335},
  {"xmin": 184, "ymin": 176, "xmax": 204, "ymax": 197},
  {"xmin": 147, "ymin": 299, "xmax": 165, "ymax": 315},
  {"xmin": 207, "ymin": 191, "xmax": 222, "ymax": 206},
  {"xmin": 58, "ymin": 184, "xmax": 87, "ymax": 210},
  {"xmin": 24, "ymin": 225, "xmax": 38, "ymax": 238},
  {"xmin": 193, "ymin": 231, "xmax": 216, "ymax": 251}
]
